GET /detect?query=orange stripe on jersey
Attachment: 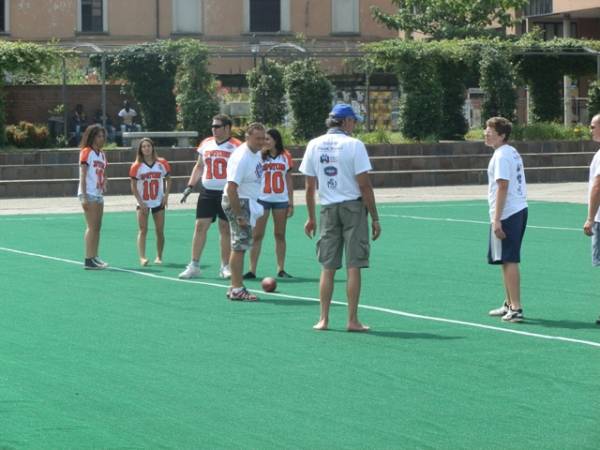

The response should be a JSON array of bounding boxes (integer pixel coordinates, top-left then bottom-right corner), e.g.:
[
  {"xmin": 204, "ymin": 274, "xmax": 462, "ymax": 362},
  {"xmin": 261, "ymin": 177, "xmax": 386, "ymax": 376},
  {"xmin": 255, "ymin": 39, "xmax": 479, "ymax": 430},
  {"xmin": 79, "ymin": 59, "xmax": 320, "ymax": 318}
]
[
  {"xmin": 129, "ymin": 161, "xmax": 142, "ymax": 179},
  {"xmin": 79, "ymin": 147, "xmax": 92, "ymax": 165},
  {"xmin": 157, "ymin": 158, "xmax": 172, "ymax": 174},
  {"xmin": 283, "ymin": 149, "xmax": 293, "ymax": 170}
]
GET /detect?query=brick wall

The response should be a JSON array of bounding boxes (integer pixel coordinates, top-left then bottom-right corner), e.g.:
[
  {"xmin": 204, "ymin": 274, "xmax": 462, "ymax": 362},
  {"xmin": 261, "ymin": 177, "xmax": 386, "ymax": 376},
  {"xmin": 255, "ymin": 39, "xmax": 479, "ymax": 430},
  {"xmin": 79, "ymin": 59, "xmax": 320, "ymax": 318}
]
[{"xmin": 4, "ymin": 85, "xmax": 133, "ymax": 127}]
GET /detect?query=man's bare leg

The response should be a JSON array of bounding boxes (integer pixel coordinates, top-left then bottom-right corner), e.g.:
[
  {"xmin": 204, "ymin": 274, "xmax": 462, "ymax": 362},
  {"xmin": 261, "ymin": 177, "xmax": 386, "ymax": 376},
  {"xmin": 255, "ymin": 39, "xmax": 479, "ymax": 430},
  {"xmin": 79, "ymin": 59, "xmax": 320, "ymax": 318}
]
[
  {"xmin": 229, "ymin": 249, "xmax": 245, "ymax": 289},
  {"xmin": 346, "ymin": 267, "xmax": 369, "ymax": 332},
  {"xmin": 191, "ymin": 218, "xmax": 212, "ymax": 262},
  {"xmin": 314, "ymin": 269, "xmax": 335, "ymax": 330},
  {"xmin": 218, "ymin": 218, "xmax": 231, "ymax": 267},
  {"xmin": 502, "ymin": 263, "xmax": 521, "ymax": 310}
]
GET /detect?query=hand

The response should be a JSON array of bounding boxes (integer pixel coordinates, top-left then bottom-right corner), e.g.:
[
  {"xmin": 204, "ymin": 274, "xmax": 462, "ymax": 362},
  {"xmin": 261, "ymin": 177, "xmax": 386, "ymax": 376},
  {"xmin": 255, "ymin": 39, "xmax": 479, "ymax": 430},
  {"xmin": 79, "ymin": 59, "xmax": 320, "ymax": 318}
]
[
  {"xmin": 371, "ymin": 220, "xmax": 381, "ymax": 241},
  {"xmin": 236, "ymin": 216, "xmax": 248, "ymax": 227},
  {"xmin": 304, "ymin": 219, "xmax": 315, "ymax": 238},
  {"xmin": 140, "ymin": 204, "xmax": 149, "ymax": 215},
  {"xmin": 287, "ymin": 205, "xmax": 294, "ymax": 218},
  {"xmin": 180, "ymin": 186, "xmax": 193, "ymax": 204},
  {"xmin": 584, "ymin": 219, "xmax": 595, "ymax": 236},
  {"xmin": 162, "ymin": 196, "xmax": 169, "ymax": 209},
  {"xmin": 493, "ymin": 220, "xmax": 506, "ymax": 239},
  {"xmin": 81, "ymin": 196, "xmax": 89, "ymax": 211}
]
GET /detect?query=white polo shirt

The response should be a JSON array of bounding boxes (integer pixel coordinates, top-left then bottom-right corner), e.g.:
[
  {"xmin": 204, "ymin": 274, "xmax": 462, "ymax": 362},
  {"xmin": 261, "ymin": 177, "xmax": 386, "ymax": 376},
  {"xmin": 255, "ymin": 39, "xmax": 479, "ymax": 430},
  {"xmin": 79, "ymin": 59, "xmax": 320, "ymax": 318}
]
[
  {"xmin": 226, "ymin": 143, "xmax": 263, "ymax": 200},
  {"xmin": 487, "ymin": 144, "xmax": 528, "ymax": 221},
  {"xmin": 588, "ymin": 148, "xmax": 600, "ymax": 222},
  {"xmin": 299, "ymin": 129, "xmax": 372, "ymax": 205}
]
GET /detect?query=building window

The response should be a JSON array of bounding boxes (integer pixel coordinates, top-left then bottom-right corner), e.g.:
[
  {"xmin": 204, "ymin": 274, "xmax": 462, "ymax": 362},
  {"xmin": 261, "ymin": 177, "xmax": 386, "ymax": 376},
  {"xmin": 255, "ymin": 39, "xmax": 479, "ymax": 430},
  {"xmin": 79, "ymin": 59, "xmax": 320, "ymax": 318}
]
[
  {"xmin": 173, "ymin": 0, "xmax": 203, "ymax": 33},
  {"xmin": 524, "ymin": 0, "xmax": 553, "ymax": 17},
  {"xmin": 535, "ymin": 22, "xmax": 577, "ymax": 39},
  {"xmin": 0, "ymin": 0, "xmax": 8, "ymax": 33},
  {"xmin": 244, "ymin": 0, "xmax": 289, "ymax": 33},
  {"xmin": 332, "ymin": 0, "xmax": 359, "ymax": 34},
  {"xmin": 79, "ymin": 0, "xmax": 106, "ymax": 33}
]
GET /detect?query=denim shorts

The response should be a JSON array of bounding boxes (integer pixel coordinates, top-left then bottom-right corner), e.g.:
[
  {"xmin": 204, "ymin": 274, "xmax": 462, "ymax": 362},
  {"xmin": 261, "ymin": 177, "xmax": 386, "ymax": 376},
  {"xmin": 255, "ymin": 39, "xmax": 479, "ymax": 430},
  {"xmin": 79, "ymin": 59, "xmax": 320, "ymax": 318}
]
[
  {"xmin": 78, "ymin": 194, "xmax": 104, "ymax": 204},
  {"xmin": 258, "ymin": 199, "xmax": 289, "ymax": 210}
]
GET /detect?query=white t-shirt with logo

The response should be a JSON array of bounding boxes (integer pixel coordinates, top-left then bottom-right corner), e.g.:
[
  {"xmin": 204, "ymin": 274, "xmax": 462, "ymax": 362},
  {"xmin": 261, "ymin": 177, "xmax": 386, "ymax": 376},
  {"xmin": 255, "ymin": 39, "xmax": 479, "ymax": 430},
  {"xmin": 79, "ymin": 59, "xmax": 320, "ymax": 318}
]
[
  {"xmin": 588, "ymin": 148, "xmax": 600, "ymax": 222},
  {"xmin": 487, "ymin": 144, "xmax": 528, "ymax": 221},
  {"xmin": 226, "ymin": 143, "xmax": 263, "ymax": 200},
  {"xmin": 78, "ymin": 147, "xmax": 107, "ymax": 197},
  {"xmin": 197, "ymin": 137, "xmax": 241, "ymax": 191},
  {"xmin": 118, "ymin": 108, "xmax": 137, "ymax": 125},
  {"xmin": 299, "ymin": 130, "xmax": 372, "ymax": 205}
]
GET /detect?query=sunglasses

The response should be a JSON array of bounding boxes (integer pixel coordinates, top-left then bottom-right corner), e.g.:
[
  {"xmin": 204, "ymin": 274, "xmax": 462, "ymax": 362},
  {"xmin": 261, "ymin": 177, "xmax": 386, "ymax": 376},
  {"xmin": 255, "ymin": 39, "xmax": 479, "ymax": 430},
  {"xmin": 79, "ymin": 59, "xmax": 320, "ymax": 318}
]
[{"xmin": 211, "ymin": 124, "xmax": 224, "ymax": 129}]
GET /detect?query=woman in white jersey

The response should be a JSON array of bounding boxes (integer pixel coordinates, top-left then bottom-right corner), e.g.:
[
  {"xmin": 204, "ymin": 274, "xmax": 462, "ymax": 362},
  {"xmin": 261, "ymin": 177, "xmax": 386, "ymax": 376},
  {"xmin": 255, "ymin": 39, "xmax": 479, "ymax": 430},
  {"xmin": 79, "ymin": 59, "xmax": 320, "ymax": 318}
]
[
  {"xmin": 77, "ymin": 124, "xmax": 109, "ymax": 270},
  {"xmin": 245, "ymin": 128, "xmax": 294, "ymax": 279},
  {"xmin": 129, "ymin": 138, "xmax": 172, "ymax": 266}
]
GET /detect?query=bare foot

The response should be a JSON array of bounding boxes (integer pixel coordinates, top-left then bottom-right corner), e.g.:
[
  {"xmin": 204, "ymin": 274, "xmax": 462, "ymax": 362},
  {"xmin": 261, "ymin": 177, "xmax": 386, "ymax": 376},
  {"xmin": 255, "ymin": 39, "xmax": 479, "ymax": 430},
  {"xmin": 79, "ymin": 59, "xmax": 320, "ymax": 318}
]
[
  {"xmin": 140, "ymin": 258, "xmax": 149, "ymax": 267},
  {"xmin": 154, "ymin": 257, "xmax": 162, "ymax": 265},
  {"xmin": 347, "ymin": 321, "xmax": 370, "ymax": 332},
  {"xmin": 313, "ymin": 319, "xmax": 329, "ymax": 330}
]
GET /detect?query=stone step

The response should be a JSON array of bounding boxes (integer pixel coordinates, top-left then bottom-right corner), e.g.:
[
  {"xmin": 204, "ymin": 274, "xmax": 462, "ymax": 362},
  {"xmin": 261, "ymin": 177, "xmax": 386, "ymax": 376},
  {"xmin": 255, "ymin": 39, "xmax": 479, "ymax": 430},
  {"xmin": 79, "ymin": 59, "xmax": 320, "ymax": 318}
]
[
  {"xmin": 0, "ymin": 167, "xmax": 590, "ymax": 199},
  {"xmin": 1, "ymin": 140, "xmax": 596, "ymax": 166},
  {"xmin": 0, "ymin": 152, "xmax": 594, "ymax": 182}
]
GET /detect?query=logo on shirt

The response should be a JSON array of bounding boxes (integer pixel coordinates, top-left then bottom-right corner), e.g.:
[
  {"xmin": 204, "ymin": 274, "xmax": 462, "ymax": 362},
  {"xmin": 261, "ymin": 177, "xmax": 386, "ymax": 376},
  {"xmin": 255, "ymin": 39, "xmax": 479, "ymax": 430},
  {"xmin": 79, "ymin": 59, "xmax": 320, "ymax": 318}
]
[
  {"xmin": 327, "ymin": 178, "xmax": 337, "ymax": 190},
  {"xmin": 255, "ymin": 163, "xmax": 263, "ymax": 180},
  {"xmin": 324, "ymin": 166, "xmax": 338, "ymax": 176},
  {"xmin": 320, "ymin": 154, "xmax": 338, "ymax": 164}
]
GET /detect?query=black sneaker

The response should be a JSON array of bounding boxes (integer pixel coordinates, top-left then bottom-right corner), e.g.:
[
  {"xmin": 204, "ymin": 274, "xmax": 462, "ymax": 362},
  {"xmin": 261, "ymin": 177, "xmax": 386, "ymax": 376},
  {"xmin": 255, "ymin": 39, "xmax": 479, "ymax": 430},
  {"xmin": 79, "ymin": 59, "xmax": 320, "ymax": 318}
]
[
  {"xmin": 596, "ymin": 316, "xmax": 600, "ymax": 325},
  {"xmin": 243, "ymin": 271, "xmax": 256, "ymax": 279},
  {"xmin": 277, "ymin": 270, "xmax": 292, "ymax": 278},
  {"xmin": 84, "ymin": 258, "xmax": 105, "ymax": 270},
  {"xmin": 502, "ymin": 307, "xmax": 523, "ymax": 323}
]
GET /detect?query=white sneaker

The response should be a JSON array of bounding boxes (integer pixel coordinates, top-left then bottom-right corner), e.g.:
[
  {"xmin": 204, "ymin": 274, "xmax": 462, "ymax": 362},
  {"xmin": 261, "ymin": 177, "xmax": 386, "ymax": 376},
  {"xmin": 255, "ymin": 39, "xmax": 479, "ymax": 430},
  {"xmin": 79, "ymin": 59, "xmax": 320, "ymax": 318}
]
[
  {"xmin": 219, "ymin": 264, "xmax": 232, "ymax": 279},
  {"xmin": 489, "ymin": 302, "xmax": 510, "ymax": 317},
  {"xmin": 179, "ymin": 263, "xmax": 201, "ymax": 279}
]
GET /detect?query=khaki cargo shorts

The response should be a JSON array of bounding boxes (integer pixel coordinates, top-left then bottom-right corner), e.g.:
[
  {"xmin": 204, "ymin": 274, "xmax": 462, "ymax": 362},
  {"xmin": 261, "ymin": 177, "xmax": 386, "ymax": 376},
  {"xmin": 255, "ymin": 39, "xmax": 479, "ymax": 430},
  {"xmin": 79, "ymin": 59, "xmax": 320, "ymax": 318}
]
[
  {"xmin": 317, "ymin": 199, "xmax": 370, "ymax": 269},
  {"xmin": 221, "ymin": 195, "xmax": 252, "ymax": 251}
]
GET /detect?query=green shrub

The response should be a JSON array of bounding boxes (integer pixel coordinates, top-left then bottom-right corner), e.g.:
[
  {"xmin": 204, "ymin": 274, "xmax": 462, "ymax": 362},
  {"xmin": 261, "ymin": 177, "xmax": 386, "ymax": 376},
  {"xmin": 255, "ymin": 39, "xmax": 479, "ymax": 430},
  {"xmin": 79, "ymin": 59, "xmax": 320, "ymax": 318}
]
[
  {"xmin": 589, "ymin": 81, "xmax": 600, "ymax": 118},
  {"xmin": 480, "ymin": 48, "xmax": 517, "ymax": 123},
  {"xmin": 247, "ymin": 61, "xmax": 286, "ymax": 125},
  {"xmin": 6, "ymin": 121, "xmax": 49, "ymax": 148},
  {"xmin": 284, "ymin": 59, "xmax": 333, "ymax": 141}
]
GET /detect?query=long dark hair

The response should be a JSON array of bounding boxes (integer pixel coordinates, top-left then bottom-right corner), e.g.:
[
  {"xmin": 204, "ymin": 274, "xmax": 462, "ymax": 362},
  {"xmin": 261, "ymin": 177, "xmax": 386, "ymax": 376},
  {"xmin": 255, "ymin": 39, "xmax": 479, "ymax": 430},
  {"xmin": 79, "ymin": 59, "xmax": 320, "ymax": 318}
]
[
  {"xmin": 262, "ymin": 128, "xmax": 284, "ymax": 160},
  {"xmin": 80, "ymin": 124, "xmax": 106, "ymax": 150}
]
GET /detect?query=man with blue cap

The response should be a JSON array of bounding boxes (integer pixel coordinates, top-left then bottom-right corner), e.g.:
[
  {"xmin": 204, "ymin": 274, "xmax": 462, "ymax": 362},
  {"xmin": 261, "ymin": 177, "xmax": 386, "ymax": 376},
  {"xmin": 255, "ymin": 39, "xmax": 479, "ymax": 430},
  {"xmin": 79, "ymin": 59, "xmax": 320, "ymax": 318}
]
[{"xmin": 299, "ymin": 103, "xmax": 381, "ymax": 332}]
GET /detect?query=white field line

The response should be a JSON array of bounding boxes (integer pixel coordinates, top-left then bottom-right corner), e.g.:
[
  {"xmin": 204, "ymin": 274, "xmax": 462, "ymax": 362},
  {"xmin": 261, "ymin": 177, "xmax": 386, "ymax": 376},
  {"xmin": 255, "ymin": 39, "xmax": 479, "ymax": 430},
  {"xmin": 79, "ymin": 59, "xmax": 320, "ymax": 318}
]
[
  {"xmin": 1, "ymin": 246, "xmax": 599, "ymax": 349},
  {"xmin": 381, "ymin": 214, "xmax": 580, "ymax": 232}
]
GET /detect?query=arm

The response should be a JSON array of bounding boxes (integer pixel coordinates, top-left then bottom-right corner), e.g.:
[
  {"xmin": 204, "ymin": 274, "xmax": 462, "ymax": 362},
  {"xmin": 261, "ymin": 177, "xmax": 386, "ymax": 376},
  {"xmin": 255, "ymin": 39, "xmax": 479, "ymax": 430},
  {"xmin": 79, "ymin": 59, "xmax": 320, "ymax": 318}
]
[
  {"xmin": 304, "ymin": 176, "xmax": 317, "ymax": 238},
  {"xmin": 225, "ymin": 181, "xmax": 247, "ymax": 227},
  {"xmin": 181, "ymin": 157, "xmax": 204, "ymax": 203},
  {"xmin": 79, "ymin": 164, "xmax": 89, "ymax": 208},
  {"xmin": 493, "ymin": 179, "xmax": 509, "ymax": 239},
  {"xmin": 286, "ymin": 170, "xmax": 294, "ymax": 218},
  {"xmin": 163, "ymin": 176, "xmax": 172, "ymax": 208},
  {"xmin": 584, "ymin": 176, "xmax": 600, "ymax": 236},
  {"xmin": 130, "ymin": 178, "xmax": 148, "ymax": 214},
  {"xmin": 356, "ymin": 172, "xmax": 381, "ymax": 241}
]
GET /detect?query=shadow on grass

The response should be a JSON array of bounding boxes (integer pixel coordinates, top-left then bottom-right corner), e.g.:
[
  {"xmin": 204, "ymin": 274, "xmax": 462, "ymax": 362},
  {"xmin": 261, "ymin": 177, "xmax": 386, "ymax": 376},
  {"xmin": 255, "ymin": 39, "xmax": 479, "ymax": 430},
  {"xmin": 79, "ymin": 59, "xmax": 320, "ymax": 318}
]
[{"xmin": 525, "ymin": 317, "xmax": 600, "ymax": 331}]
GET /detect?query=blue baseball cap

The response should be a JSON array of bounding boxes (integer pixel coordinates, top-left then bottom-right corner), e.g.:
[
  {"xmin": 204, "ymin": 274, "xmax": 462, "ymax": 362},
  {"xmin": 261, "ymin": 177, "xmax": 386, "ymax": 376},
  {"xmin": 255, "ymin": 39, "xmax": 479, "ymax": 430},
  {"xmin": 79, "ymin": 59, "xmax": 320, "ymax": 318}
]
[{"xmin": 329, "ymin": 103, "xmax": 363, "ymax": 122}]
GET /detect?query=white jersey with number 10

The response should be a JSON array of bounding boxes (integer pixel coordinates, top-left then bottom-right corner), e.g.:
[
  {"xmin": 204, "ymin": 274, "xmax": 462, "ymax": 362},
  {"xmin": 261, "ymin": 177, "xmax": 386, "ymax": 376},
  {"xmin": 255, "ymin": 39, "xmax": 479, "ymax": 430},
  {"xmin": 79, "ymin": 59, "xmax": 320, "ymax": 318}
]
[
  {"xmin": 129, "ymin": 158, "xmax": 171, "ymax": 208},
  {"xmin": 197, "ymin": 137, "xmax": 241, "ymax": 191},
  {"xmin": 259, "ymin": 150, "xmax": 294, "ymax": 203}
]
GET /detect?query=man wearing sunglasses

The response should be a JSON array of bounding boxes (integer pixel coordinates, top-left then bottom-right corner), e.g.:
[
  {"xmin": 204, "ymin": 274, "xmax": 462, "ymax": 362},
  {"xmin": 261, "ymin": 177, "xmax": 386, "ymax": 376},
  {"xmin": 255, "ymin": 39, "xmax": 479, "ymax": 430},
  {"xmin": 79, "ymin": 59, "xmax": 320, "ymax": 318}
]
[
  {"xmin": 583, "ymin": 113, "xmax": 600, "ymax": 325},
  {"xmin": 179, "ymin": 114, "xmax": 241, "ymax": 279}
]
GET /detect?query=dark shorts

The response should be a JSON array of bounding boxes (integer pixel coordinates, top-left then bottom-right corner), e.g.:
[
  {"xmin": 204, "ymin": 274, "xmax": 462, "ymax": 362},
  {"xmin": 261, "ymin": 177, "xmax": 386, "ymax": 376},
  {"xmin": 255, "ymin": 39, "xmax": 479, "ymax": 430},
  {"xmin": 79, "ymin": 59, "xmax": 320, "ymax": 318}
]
[
  {"xmin": 488, "ymin": 208, "xmax": 528, "ymax": 264},
  {"xmin": 196, "ymin": 188, "xmax": 227, "ymax": 222},
  {"xmin": 317, "ymin": 199, "xmax": 369, "ymax": 269},
  {"xmin": 258, "ymin": 199, "xmax": 289, "ymax": 210},
  {"xmin": 137, "ymin": 204, "xmax": 165, "ymax": 215}
]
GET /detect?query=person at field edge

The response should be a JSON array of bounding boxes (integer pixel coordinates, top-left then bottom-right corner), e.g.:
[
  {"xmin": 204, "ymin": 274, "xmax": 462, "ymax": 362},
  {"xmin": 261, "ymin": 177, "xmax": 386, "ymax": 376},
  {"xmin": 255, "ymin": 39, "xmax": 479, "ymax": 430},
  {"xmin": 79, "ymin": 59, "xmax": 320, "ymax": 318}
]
[
  {"xmin": 179, "ymin": 114, "xmax": 241, "ymax": 279},
  {"xmin": 299, "ymin": 103, "xmax": 381, "ymax": 332},
  {"xmin": 582, "ymin": 113, "xmax": 600, "ymax": 325},
  {"xmin": 222, "ymin": 122, "xmax": 266, "ymax": 301},
  {"xmin": 129, "ymin": 138, "xmax": 172, "ymax": 267},
  {"xmin": 244, "ymin": 128, "xmax": 294, "ymax": 280},
  {"xmin": 485, "ymin": 116, "xmax": 528, "ymax": 323},
  {"xmin": 77, "ymin": 124, "xmax": 109, "ymax": 270}
]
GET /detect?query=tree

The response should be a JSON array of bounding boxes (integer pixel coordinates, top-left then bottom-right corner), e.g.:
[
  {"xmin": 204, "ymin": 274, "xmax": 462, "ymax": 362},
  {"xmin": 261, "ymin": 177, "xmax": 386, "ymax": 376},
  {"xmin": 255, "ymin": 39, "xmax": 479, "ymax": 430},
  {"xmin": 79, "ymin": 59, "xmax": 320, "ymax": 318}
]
[
  {"xmin": 371, "ymin": 0, "xmax": 528, "ymax": 39},
  {"xmin": 247, "ymin": 60, "xmax": 286, "ymax": 125}
]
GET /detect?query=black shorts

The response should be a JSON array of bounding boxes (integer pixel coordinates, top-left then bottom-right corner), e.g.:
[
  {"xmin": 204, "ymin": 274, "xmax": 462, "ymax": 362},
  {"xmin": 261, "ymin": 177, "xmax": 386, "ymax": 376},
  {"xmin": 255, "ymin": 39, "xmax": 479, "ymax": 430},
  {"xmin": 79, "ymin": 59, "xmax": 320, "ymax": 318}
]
[
  {"xmin": 196, "ymin": 188, "xmax": 227, "ymax": 222},
  {"xmin": 137, "ymin": 204, "xmax": 165, "ymax": 215},
  {"xmin": 488, "ymin": 208, "xmax": 528, "ymax": 264}
]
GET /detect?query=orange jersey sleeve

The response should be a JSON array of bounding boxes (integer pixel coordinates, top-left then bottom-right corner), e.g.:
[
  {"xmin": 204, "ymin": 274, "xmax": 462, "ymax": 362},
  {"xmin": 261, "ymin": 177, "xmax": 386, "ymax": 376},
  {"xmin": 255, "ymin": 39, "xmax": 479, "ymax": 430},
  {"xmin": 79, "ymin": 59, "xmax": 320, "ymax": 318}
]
[{"xmin": 129, "ymin": 162, "xmax": 141, "ymax": 179}]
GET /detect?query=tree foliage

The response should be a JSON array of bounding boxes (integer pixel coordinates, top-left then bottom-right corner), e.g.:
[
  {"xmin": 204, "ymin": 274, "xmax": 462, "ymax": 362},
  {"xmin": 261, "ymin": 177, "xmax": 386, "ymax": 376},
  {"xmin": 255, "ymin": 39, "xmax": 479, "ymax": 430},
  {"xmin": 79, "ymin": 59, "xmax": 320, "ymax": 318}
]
[
  {"xmin": 479, "ymin": 47, "xmax": 517, "ymax": 123},
  {"xmin": 371, "ymin": 0, "xmax": 528, "ymax": 39},
  {"xmin": 247, "ymin": 60, "xmax": 286, "ymax": 125},
  {"xmin": 589, "ymin": 81, "xmax": 600, "ymax": 118},
  {"xmin": 284, "ymin": 59, "xmax": 333, "ymax": 140},
  {"xmin": 0, "ymin": 42, "xmax": 65, "ymax": 145}
]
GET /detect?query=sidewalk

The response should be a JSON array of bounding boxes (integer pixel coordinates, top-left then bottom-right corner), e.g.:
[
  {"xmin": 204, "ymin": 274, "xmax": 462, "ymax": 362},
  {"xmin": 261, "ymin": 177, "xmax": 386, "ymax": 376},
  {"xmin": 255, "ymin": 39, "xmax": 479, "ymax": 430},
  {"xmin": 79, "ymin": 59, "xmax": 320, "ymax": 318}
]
[{"xmin": 0, "ymin": 183, "xmax": 588, "ymax": 216}]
